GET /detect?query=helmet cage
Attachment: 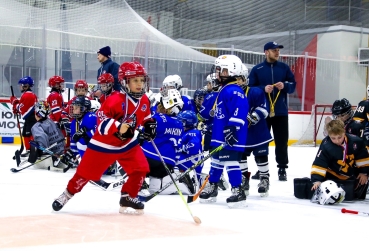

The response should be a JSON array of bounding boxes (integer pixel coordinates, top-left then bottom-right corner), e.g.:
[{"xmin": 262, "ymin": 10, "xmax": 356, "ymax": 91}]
[{"xmin": 35, "ymin": 101, "xmax": 49, "ymax": 118}]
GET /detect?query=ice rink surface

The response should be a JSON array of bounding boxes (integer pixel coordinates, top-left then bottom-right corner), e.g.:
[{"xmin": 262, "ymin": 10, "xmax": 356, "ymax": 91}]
[{"xmin": 0, "ymin": 144, "xmax": 368, "ymax": 251}]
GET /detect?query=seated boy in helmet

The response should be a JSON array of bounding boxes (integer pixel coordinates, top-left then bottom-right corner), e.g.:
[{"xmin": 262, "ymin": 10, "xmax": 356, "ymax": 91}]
[
  {"xmin": 25, "ymin": 100, "xmax": 67, "ymax": 171},
  {"xmin": 294, "ymin": 120, "xmax": 369, "ymax": 203}
]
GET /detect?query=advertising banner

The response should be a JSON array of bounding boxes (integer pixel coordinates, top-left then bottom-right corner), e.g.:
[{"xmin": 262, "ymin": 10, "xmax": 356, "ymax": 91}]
[{"xmin": 0, "ymin": 101, "xmax": 24, "ymax": 137}]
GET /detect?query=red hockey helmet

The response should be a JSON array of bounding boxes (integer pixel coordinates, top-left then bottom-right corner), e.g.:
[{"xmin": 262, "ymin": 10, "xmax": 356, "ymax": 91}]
[
  {"xmin": 74, "ymin": 80, "xmax": 88, "ymax": 92},
  {"xmin": 48, "ymin": 75, "xmax": 65, "ymax": 88},
  {"xmin": 118, "ymin": 62, "xmax": 148, "ymax": 99},
  {"xmin": 98, "ymin": 73, "xmax": 114, "ymax": 94}
]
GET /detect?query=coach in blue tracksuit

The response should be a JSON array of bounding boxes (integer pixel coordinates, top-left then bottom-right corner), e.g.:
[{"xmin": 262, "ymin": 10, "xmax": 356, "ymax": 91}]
[
  {"xmin": 248, "ymin": 41, "xmax": 296, "ymax": 182},
  {"xmin": 97, "ymin": 46, "xmax": 120, "ymax": 91}
]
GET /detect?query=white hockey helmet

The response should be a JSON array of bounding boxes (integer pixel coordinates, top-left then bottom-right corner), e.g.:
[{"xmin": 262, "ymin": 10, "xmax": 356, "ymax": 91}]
[
  {"xmin": 311, "ymin": 180, "xmax": 345, "ymax": 205},
  {"xmin": 162, "ymin": 75, "xmax": 183, "ymax": 91},
  {"xmin": 90, "ymin": 99, "xmax": 101, "ymax": 113},
  {"xmin": 212, "ymin": 55, "xmax": 243, "ymax": 84},
  {"xmin": 241, "ymin": 63, "xmax": 249, "ymax": 80},
  {"xmin": 160, "ymin": 89, "xmax": 184, "ymax": 115},
  {"xmin": 205, "ymin": 73, "xmax": 216, "ymax": 83}
]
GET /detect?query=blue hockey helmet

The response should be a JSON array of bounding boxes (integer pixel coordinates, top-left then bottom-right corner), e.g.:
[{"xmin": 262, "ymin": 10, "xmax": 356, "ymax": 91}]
[
  {"xmin": 193, "ymin": 88, "xmax": 207, "ymax": 108},
  {"xmin": 18, "ymin": 76, "xmax": 34, "ymax": 87},
  {"xmin": 177, "ymin": 110, "xmax": 198, "ymax": 129}
]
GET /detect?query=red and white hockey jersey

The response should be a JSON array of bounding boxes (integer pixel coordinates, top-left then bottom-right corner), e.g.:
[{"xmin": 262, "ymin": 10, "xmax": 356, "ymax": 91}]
[{"xmin": 90, "ymin": 92, "xmax": 151, "ymax": 154}]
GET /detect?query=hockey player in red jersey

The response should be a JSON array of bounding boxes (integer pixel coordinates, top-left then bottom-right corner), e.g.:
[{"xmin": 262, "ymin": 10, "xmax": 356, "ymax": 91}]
[
  {"xmin": 47, "ymin": 76, "xmax": 65, "ymax": 128},
  {"xmin": 52, "ymin": 61, "xmax": 157, "ymax": 214},
  {"xmin": 10, "ymin": 76, "xmax": 38, "ymax": 158},
  {"xmin": 98, "ymin": 73, "xmax": 118, "ymax": 104}
]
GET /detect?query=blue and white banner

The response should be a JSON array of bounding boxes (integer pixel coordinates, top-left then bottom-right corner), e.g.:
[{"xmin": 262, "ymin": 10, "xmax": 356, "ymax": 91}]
[{"xmin": 0, "ymin": 102, "xmax": 24, "ymax": 137}]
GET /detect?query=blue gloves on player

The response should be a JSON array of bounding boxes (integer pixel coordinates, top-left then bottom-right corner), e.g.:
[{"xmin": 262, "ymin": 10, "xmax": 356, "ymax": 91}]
[{"xmin": 223, "ymin": 125, "xmax": 238, "ymax": 147}]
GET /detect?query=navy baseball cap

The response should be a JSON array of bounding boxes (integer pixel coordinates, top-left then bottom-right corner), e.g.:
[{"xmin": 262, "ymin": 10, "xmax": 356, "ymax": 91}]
[{"xmin": 264, "ymin": 42, "xmax": 284, "ymax": 51}]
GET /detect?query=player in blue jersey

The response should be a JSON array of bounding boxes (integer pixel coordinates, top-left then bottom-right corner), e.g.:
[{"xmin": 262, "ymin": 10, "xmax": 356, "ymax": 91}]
[
  {"xmin": 237, "ymin": 64, "xmax": 273, "ymax": 197},
  {"xmin": 61, "ymin": 96, "xmax": 97, "ymax": 165},
  {"xmin": 141, "ymin": 89, "xmax": 195, "ymax": 195},
  {"xmin": 199, "ymin": 55, "xmax": 249, "ymax": 208},
  {"xmin": 176, "ymin": 110, "xmax": 204, "ymax": 187}
]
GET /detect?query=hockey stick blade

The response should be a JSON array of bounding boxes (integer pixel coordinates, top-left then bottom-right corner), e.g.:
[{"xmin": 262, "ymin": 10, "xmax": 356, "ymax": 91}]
[
  {"xmin": 187, "ymin": 175, "xmax": 209, "ymax": 203},
  {"xmin": 106, "ymin": 178, "xmax": 125, "ymax": 191},
  {"xmin": 138, "ymin": 144, "xmax": 225, "ymax": 202},
  {"xmin": 10, "ymin": 155, "xmax": 53, "ymax": 173}
]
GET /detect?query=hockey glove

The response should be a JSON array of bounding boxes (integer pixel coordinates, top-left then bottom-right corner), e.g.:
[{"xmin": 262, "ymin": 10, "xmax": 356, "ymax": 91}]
[
  {"xmin": 247, "ymin": 112, "xmax": 260, "ymax": 126},
  {"xmin": 12, "ymin": 99, "xmax": 19, "ymax": 114},
  {"xmin": 61, "ymin": 150, "xmax": 75, "ymax": 165},
  {"xmin": 72, "ymin": 128, "xmax": 87, "ymax": 142},
  {"xmin": 143, "ymin": 118, "xmax": 157, "ymax": 141},
  {"xmin": 61, "ymin": 118, "xmax": 71, "ymax": 135},
  {"xmin": 10, "ymin": 96, "xmax": 18, "ymax": 105},
  {"xmin": 114, "ymin": 124, "xmax": 135, "ymax": 141},
  {"xmin": 223, "ymin": 125, "xmax": 239, "ymax": 147}
]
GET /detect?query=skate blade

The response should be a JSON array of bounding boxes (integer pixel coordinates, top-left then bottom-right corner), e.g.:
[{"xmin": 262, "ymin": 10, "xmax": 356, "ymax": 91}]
[
  {"xmin": 199, "ymin": 197, "xmax": 217, "ymax": 203},
  {"xmin": 119, "ymin": 206, "xmax": 144, "ymax": 215},
  {"xmin": 259, "ymin": 191, "xmax": 269, "ymax": 197},
  {"xmin": 227, "ymin": 200, "xmax": 247, "ymax": 208}
]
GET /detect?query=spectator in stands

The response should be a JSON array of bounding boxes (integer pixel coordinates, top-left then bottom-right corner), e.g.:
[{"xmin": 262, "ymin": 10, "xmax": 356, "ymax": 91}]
[
  {"xmin": 97, "ymin": 46, "xmax": 120, "ymax": 91},
  {"xmin": 248, "ymin": 41, "xmax": 296, "ymax": 181}
]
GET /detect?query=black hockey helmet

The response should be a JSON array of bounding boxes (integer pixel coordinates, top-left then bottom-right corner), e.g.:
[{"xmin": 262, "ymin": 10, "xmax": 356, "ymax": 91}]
[
  {"xmin": 70, "ymin": 96, "xmax": 91, "ymax": 118},
  {"xmin": 331, "ymin": 98, "xmax": 353, "ymax": 119}
]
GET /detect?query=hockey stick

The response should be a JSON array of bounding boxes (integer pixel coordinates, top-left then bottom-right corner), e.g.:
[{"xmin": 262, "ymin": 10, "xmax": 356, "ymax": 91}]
[
  {"xmin": 175, "ymin": 152, "xmax": 204, "ymax": 166},
  {"xmin": 138, "ymin": 143, "xmax": 225, "ymax": 203},
  {"xmin": 149, "ymin": 139, "xmax": 201, "ymax": 224},
  {"xmin": 11, "ymin": 86, "xmax": 24, "ymax": 167},
  {"xmin": 29, "ymin": 141, "xmax": 77, "ymax": 172},
  {"xmin": 90, "ymin": 174, "xmax": 127, "ymax": 191},
  {"xmin": 187, "ymin": 175, "xmax": 209, "ymax": 203},
  {"xmin": 10, "ymin": 155, "xmax": 53, "ymax": 173},
  {"xmin": 10, "ymin": 142, "xmax": 58, "ymax": 173},
  {"xmin": 341, "ymin": 208, "xmax": 369, "ymax": 216}
]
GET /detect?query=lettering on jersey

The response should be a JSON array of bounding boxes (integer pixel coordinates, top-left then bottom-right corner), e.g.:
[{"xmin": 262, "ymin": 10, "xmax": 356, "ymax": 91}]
[
  {"xmin": 233, "ymin": 91, "xmax": 245, "ymax": 98},
  {"xmin": 317, "ymin": 150, "xmax": 322, "ymax": 158},
  {"xmin": 141, "ymin": 104, "xmax": 147, "ymax": 112},
  {"xmin": 52, "ymin": 100, "xmax": 57, "ymax": 106},
  {"xmin": 215, "ymin": 107, "xmax": 225, "ymax": 119},
  {"xmin": 121, "ymin": 102, "xmax": 125, "ymax": 111},
  {"xmin": 159, "ymin": 114, "xmax": 167, "ymax": 123},
  {"xmin": 97, "ymin": 110, "xmax": 106, "ymax": 121},
  {"xmin": 164, "ymin": 127, "xmax": 182, "ymax": 136},
  {"xmin": 187, "ymin": 132, "xmax": 197, "ymax": 137}
]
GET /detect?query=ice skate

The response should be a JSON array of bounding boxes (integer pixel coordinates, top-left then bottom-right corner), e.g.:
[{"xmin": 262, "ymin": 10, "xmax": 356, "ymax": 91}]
[
  {"xmin": 241, "ymin": 172, "xmax": 250, "ymax": 196},
  {"xmin": 20, "ymin": 150, "xmax": 30, "ymax": 159},
  {"xmin": 217, "ymin": 174, "xmax": 229, "ymax": 191},
  {"xmin": 179, "ymin": 173, "xmax": 196, "ymax": 194},
  {"xmin": 52, "ymin": 189, "xmax": 73, "ymax": 211},
  {"xmin": 251, "ymin": 170, "xmax": 260, "ymax": 180},
  {"xmin": 258, "ymin": 177, "xmax": 270, "ymax": 197},
  {"xmin": 226, "ymin": 186, "xmax": 247, "ymax": 208},
  {"xmin": 199, "ymin": 182, "xmax": 218, "ymax": 203},
  {"xmin": 119, "ymin": 192, "xmax": 144, "ymax": 215},
  {"xmin": 278, "ymin": 168, "xmax": 287, "ymax": 181}
]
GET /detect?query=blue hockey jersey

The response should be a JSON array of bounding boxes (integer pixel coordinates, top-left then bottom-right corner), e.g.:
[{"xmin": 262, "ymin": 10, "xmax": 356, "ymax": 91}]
[
  {"xmin": 198, "ymin": 91, "xmax": 217, "ymax": 126},
  {"xmin": 177, "ymin": 128, "xmax": 204, "ymax": 174},
  {"xmin": 141, "ymin": 113, "xmax": 183, "ymax": 166},
  {"xmin": 244, "ymin": 86, "xmax": 273, "ymax": 147},
  {"xmin": 70, "ymin": 111, "xmax": 98, "ymax": 157},
  {"xmin": 210, "ymin": 83, "xmax": 249, "ymax": 152},
  {"xmin": 181, "ymin": 95, "xmax": 196, "ymax": 113}
]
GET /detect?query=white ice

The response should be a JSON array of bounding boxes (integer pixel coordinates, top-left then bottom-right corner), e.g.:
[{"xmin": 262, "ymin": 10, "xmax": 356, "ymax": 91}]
[{"xmin": 0, "ymin": 144, "xmax": 367, "ymax": 251}]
